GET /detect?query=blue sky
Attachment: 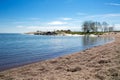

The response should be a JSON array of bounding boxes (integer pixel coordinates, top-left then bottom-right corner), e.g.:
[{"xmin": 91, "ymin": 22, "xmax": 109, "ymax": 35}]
[{"xmin": 0, "ymin": 0, "xmax": 120, "ymax": 33}]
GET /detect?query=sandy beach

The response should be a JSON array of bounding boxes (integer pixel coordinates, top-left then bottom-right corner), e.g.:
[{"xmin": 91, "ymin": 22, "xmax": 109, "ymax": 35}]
[{"xmin": 0, "ymin": 33, "xmax": 120, "ymax": 80}]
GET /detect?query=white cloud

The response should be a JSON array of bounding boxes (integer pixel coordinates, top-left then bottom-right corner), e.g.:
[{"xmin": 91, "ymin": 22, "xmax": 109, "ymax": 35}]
[
  {"xmin": 86, "ymin": 13, "xmax": 120, "ymax": 18},
  {"xmin": 115, "ymin": 24, "xmax": 120, "ymax": 26},
  {"xmin": 104, "ymin": 14, "xmax": 120, "ymax": 17},
  {"xmin": 114, "ymin": 24, "xmax": 120, "ymax": 30},
  {"xmin": 48, "ymin": 21, "xmax": 67, "ymax": 25},
  {"xmin": 16, "ymin": 25, "xmax": 24, "ymax": 28},
  {"xmin": 105, "ymin": 3, "xmax": 120, "ymax": 6},
  {"xmin": 16, "ymin": 25, "xmax": 81, "ymax": 31},
  {"xmin": 26, "ymin": 26, "xmax": 40, "ymax": 29},
  {"xmin": 61, "ymin": 18, "xmax": 72, "ymax": 20},
  {"xmin": 16, "ymin": 25, "xmax": 39, "ymax": 29}
]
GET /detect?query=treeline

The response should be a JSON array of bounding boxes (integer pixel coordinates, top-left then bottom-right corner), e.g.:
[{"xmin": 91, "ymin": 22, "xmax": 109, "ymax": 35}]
[{"xmin": 82, "ymin": 21, "xmax": 114, "ymax": 33}]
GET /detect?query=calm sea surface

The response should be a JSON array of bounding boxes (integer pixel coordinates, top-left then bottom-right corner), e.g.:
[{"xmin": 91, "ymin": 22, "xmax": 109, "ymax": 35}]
[{"xmin": 0, "ymin": 33, "xmax": 113, "ymax": 71}]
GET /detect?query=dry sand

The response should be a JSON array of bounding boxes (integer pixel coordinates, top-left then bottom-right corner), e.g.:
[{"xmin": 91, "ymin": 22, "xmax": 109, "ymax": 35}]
[{"xmin": 0, "ymin": 32, "xmax": 120, "ymax": 80}]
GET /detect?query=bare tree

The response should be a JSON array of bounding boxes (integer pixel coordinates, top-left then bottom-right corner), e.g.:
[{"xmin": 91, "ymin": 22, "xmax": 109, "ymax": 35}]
[
  {"xmin": 102, "ymin": 22, "xmax": 109, "ymax": 32},
  {"xmin": 82, "ymin": 21, "xmax": 109, "ymax": 33},
  {"xmin": 82, "ymin": 21, "xmax": 91, "ymax": 33},
  {"xmin": 90, "ymin": 22, "xmax": 95, "ymax": 32},
  {"xmin": 98, "ymin": 22, "xmax": 102, "ymax": 32},
  {"xmin": 82, "ymin": 21, "xmax": 101, "ymax": 33},
  {"xmin": 109, "ymin": 25, "xmax": 114, "ymax": 32}
]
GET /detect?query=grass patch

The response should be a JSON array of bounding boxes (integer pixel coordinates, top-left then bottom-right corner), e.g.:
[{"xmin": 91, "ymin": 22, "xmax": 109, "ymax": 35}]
[{"xmin": 67, "ymin": 32, "xmax": 106, "ymax": 35}]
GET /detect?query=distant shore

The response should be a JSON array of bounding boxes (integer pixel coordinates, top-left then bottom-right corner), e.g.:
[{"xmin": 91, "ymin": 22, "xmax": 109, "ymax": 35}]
[
  {"xmin": 25, "ymin": 30, "xmax": 105, "ymax": 37},
  {"xmin": 0, "ymin": 32, "xmax": 120, "ymax": 80},
  {"xmin": 25, "ymin": 31, "xmax": 99, "ymax": 37}
]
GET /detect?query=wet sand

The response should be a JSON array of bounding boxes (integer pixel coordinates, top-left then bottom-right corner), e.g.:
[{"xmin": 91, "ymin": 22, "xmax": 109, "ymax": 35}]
[{"xmin": 0, "ymin": 32, "xmax": 120, "ymax": 80}]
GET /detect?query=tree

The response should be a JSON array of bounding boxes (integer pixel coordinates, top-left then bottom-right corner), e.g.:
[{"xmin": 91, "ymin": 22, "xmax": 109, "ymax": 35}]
[
  {"xmin": 109, "ymin": 25, "xmax": 114, "ymax": 32},
  {"xmin": 91, "ymin": 22, "xmax": 101, "ymax": 32},
  {"xmin": 82, "ymin": 21, "xmax": 100, "ymax": 33},
  {"xmin": 37, "ymin": 30, "xmax": 40, "ymax": 32},
  {"xmin": 82, "ymin": 21, "xmax": 109, "ymax": 33},
  {"xmin": 90, "ymin": 22, "xmax": 96, "ymax": 32},
  {"xmin": 102, "ymin": 22, "xmax": 109, "ymax": 32},
  {"xmin": 82, "ymin": 21, "xmax": 92, "ymax": 33},
  {"xmin": 97, "ymin": 22, "xmax": 102, "ymax": 32}
]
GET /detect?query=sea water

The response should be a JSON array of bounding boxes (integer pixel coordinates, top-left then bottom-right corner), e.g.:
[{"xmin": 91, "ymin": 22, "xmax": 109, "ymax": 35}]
[{"xmin": 0, "ymin": 33, "xmax": 113, "ymax": 71}]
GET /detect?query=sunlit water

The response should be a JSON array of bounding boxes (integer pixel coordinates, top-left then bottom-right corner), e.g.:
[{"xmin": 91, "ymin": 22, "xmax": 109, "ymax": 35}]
[{"xmin": 0, "ymin": 33, "xmax": 113, "ymax": 71}]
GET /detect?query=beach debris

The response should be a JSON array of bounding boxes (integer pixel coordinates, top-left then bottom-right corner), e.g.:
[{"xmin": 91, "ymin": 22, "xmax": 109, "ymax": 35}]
[
  {"xmin": 66, "ymin": 67, "xmax": 81, "ymax": 72},
  {"xmin": 98, "ymin": 60, "xmax": 111, "ymax": 64}
]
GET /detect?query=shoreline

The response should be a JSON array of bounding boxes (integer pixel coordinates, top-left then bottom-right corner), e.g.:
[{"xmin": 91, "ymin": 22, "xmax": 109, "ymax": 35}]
[
  {"xmin": 0, "ymin": 32, "xmax": 120, "ymax": 80},
  {"xmin": 25, "ymin": 33, "xmax": 98, "ymax": 37}
]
